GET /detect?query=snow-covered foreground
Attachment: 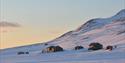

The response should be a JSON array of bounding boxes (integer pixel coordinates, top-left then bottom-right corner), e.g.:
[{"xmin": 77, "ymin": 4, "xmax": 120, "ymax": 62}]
[{"xmin": 1, "ymin": 46, "xmax": 125, "ymax": 63}]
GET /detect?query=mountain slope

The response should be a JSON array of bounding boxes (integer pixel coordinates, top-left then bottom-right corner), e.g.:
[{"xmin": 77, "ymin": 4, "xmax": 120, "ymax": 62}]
[
  {"xmin": 46, "ymin": 9, "xmax": 125, "ymax": 49},
  {"xmin": 75, "ymin": 9, "xmax": 125, "ymax": 33}
]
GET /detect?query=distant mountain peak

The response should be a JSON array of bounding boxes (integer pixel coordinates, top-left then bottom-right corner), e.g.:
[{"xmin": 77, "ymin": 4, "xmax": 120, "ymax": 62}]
[
  {"xmin": 111, "ymin": 9, "xmax": 125, "ymax": 19},
  {"xmin": 115, "ymin": 9, "xmax": 125, "ymax": 16},
  {"xmin": 75, "ymin": 9, "xmax": 125, "ymax": 33}
]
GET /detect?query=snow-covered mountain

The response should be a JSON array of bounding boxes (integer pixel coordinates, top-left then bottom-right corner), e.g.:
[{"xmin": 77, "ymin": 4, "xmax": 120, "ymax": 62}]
[
  {"xmin": 0, "ymin": 9, "xmax": 125, "ymax": 63},
  {"xmin": 76, "ymin": 9, "xmax": 125, "ymax": 33},
  {"xmin": 47, "ymin": 9, "xmax": 125, "ymax": 49}
]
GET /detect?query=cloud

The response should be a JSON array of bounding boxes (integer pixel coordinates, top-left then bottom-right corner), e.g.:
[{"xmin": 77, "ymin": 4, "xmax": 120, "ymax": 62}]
[{"xmin": 0, "ymin": 21, "xmax": 20, "ymax": 27}]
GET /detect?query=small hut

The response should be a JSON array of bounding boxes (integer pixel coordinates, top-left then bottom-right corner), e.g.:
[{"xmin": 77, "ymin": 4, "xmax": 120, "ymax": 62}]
[
  {"xmin": 74, "ymin": 46, "xmax": 84, "ymax": 50},
  {"xmin": 88, "ymin": 42, "xmax": 103, "ymax": 51},
  {"xmin": 42, "ymin": 46, "xmax": 63, "ymax": 53},
  {"xmin": 106, "ymin": 45, "xmax": 113, "ymax": 51}
]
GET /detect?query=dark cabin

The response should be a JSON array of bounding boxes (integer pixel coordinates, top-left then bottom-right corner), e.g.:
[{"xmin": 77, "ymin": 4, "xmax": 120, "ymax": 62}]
[
  {"xmin": 42, "ymin": 46, "xmax": 63, "ymax": 53},
  {"xmin": 88, "ymin": 42, "xmax": 103, "ymax": 51},
  {"xmin": 74, "ymin": 46, "xmax": 84, "ymax": 50},
  {"xmin": 106, "ymin": 45, "xmax": 113, "ymax": 51}
]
